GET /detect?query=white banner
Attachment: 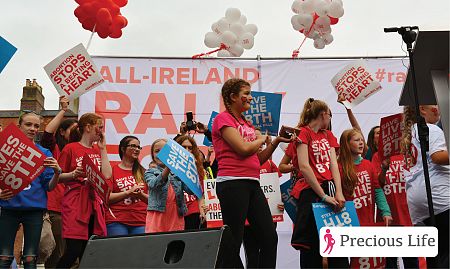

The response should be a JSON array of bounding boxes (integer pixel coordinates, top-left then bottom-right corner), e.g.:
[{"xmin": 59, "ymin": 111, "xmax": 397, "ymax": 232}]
[
  {"xmin": 79, "ymin": 57, "xmax": 407, "ymax": 232},
  {"xmin": 260, "ymin": 172, "xmax": 284, "ymax": 222}
]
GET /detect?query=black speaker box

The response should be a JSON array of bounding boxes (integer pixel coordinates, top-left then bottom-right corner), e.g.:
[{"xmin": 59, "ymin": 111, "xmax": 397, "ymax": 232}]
[{"xmin": 79, "ymin": 226, "xmax": 234, "ymax": 268}]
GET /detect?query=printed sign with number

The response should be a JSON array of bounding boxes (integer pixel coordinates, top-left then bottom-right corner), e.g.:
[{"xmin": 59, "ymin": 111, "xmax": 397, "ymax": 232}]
[
  {"xmin": 44, "ymin": 43, "xmax": 104, "ymax": 100},
  {"xmin": 203, "ymin": 178, "xmax": 223, "ymax": 228},
  {"xmin": 243, "ymin": 91, "xmax": 282, "ymax": 136},
  {"xmin": 378, "ymin": 113, "xmax": 403, "ymax": 160},
  {"xmin": 0, "ymin": 123, "xmax": 46, "ymax": 194},
  {"xmin": 157, "ymin": 139, "xmax": 202, "ymax": 198},
  {"xmin": 331, "ymin": 60, "xmax": 382, "ymax": 109},
  {"xmin": 280, "ymin": 179, "xmax": 298, "ymax": 222},
  {"xmin": 312, "ymin": 201, "xmax": 360, "ymax": 233},
  {"xmin": 82, "ymin": 153, "xmax": 110, "ymax": 204}
]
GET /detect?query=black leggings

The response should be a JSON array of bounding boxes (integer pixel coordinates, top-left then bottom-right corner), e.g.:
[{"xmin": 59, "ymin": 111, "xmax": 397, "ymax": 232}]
[
  {"xmin": 423, "ymin": 210, "xmax": 449, "ymax": 269},
  {"xmin": 217, "ymin": 180, "xmax": 278, "ymax": 268},
  {"xmin": 56, "ymin": 215, "xmax": 94, "ymax": 268}
]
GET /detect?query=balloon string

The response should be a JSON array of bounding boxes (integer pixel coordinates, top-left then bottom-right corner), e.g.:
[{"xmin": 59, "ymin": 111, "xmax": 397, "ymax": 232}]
[
  {"xmin": 86, "ymin": 24, "xmax": 96, "ymax": 51},
  {"xmin": 192, "ymin": 43, "xmax": 228, "ymax": 59},
  {"xmin": 292, "ymin": 20, "xmax": 316, "ymax": 59}
]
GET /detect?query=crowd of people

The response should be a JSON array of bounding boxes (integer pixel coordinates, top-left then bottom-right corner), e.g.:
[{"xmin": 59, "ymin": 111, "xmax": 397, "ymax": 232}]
[{"xmin": 0, "ymin": 78, "xmax": 448, "ymax": 269}]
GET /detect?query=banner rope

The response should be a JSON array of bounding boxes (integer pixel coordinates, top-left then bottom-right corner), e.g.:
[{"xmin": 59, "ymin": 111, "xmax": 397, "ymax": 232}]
[
  {"xmin": 292, "ymin": 21, "xmax": 316, "ymax": 59},
  {"xmin": 192, "ymin": 43, "xmax": 228, "ymax": 59}
]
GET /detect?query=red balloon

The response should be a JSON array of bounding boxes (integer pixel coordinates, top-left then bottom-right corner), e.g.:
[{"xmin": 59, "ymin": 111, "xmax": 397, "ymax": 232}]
[
  {"xmin": 96, "ymin": 24, "xmax": 111, "ymax": 38},
  {"xmin": 313, "ymin": 13, "xmax": 319, "ymax": 21},
  {"xmin": 96, "ymin": 8, "xmax": 112, "ymax": 26},
  {"xmin": 82, "ymin": 2, "xmax": 97, "ymax": 18},
  {"xmin": 122, "ymin": 16, "xmax": 128, "ymax": 27},
  {"xmin": 74, "ymin": 6, "xmax": 88, "ymax": 20},
  {"xmin": 112, "ymin": 15, "xmax": 127, "ymax": 28},
  {"xmin": 329, "ymin": 16, "xmax": 339, "ymax": 25},
  {"xmin": 112, "ymin": 0, "xmax": 127, "ymax": 8},
  {"xmin": 82, "ymin": 18, "xmax": 96, "ymax": 31},
  {"xmin": 109, "ymin": 28, "xmax": 122, "ymax": 38},
  {"xmin": 299, "ymin": 29, "xmax": 304, "ymax": 33}
]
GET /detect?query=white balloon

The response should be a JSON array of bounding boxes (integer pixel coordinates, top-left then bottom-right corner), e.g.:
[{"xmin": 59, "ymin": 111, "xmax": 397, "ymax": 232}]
[
  {"xmin": 239, "ymin": 15, "xmax": 247, "ymax": 25},
  {"xmin": 211, "ymin": 22, "xmax": 221, "ymax": 35},
  {"xmin": 228, "ymin": 44, "xmax": 244, "ymax": 57},
  {"xmin": 313, "ymin": 37, "xmax": 325, "ymax": 49},
  {"xmin": 244, "ymin": 24, "xmax": 258, "ymax": 36},
  {"xmin": 328, "ymin": 2, "xmax": 344, "ymax": 18},
  {"xmin": 217, "ymin": 18, "xmax": 230, "ymax": 33},
  {"xmin": 314, "ymin": 16, "xmax": 331, "ymax": 32},
  {"xmin": 230, "ymin": 23, "xmax": 245, "ymax": 37},
  {"xmin": 297, "ymin": 13, "xmax": 313, "ymax": 30},
  {"xmin": 220, "ymin": 30, "xmax": 238, "ymax": 46},
  {"xmin": 204, "ymin": 32, "xmax": 220, "ymax": 48},
  {"xmin": 314, "ymin": 0, "xmax": 331, "ymax": 17},
  {"xmin": 302, "ymin": 0, "xmax": 315, "ymax": 13},
  {"xmin": 291, "ymin": 0, "xmax": 304, "ymax": 14},
  {"xmin": 217, "ymin": 50, "xmax": 231, "ymax": 57},
  {"xmin": 333, "ymin": 0, "xmax": 343, "ymax": 5},
  {"xmin": 291, "ymin": 15, "xmax": 304, "ymax": 31},
  {"xmin": 225, "ymin": 8, "xmax": 241, "ymax": 23},
  {"xmin": 239, "ymin": 32, "xmax": 254, "ymax": 49},
  {"xmin": 323, "ymin": 33, "xmax": 334, "ymax": 45},
  {"xmin": 305, "ymin": 30, "xmax": 320, "ymax": 39}
]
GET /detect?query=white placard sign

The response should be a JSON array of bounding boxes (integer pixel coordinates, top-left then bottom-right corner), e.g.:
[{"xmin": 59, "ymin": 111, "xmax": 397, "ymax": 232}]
[{"xmin": 44, "ymin": 43, "xmax": 104, "ymax": 100}]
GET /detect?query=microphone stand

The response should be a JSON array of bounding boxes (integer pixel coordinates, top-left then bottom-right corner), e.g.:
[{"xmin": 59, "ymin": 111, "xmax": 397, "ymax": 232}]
[{"xmin": 384, "ymin": 26, "xmax": 435, "ymax": 226}]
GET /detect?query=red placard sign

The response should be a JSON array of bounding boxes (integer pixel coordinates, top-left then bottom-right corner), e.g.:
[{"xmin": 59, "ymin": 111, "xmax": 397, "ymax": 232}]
[
  {"xmin": 82, "ymin": 153, "xmax": 110, "ymax": 204},
  {"xmin": 0, "ymin": 123, "xmax": 46, "ymax": 194},
  {"xmin": 378, "ymin": 113, "xmax": 403, "ymax": 160}
]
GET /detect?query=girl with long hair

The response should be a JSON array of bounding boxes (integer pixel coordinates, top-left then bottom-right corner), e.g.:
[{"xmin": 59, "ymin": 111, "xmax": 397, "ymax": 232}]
[
  {"xmin": 39, "ymin": 96, "xmax": 77, "ymax": 268},
  {"xmin": 290, "ymin": 98, "xmax": 347, "ymax": 268},
  {"xmin": 106, "ymin": 136, "xmax": 148, "ymax": 236},
  {"xmin": 55, "ymin": 113, "xmax": 112, "ymax": 268},
  {"xmin": 0, "ymin": 112, "xmax": 61, "ymax": 269},
  {"xmin": 365, "ymin": 126, "xmax": 380, "ymax": 161},
  {"xmin": 338, "ymin": 128, "xmax": 392, "ymax": 268},
  {"xmin": 174, "ymin": 135, "xmax": 208, "ymax": 230},
  {"xmin": 401, "ymin": 105, "xmax": 449, "ymax": 269},
  {"xmin": 211, "ymin": 78, "xmax": 291, "ymax": 268},
  {"xmin": 144, "ymin": 138, "xmax": 194, "ymax": 233}
]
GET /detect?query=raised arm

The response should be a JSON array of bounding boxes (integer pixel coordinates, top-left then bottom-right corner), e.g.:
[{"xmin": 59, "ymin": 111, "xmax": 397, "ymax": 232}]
[{"xmin": 45, "ymin": 96, "xmax": 69, "ymax": 134}]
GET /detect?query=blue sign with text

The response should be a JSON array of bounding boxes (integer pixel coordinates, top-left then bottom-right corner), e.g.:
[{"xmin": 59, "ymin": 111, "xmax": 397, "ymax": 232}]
[
  {"xmin": 243, "ymin": 91, "xmax": 282, "ymax": 136},
  {"xmin": 157, "ymin": 139, "xmax": 202, "ymax": 198},
  {"xmin": 0, "ymin": 36, "xmax": 17, "ymax": 74},
  {"xmin": 203, "ymin": 111, "xmax": 218, "ymax": 146},
  {"xmin": 280, "ymin": 179, "xmax": 297, "ymax": 222},
  {"xmin": 312, "ymin": 201, "xmax": 360, "ymax": 234}
]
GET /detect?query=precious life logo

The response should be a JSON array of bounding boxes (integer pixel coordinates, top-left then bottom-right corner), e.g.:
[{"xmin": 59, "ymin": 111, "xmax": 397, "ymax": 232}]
[{"xmin": 320, "ymin": 227, "xmax": 438, "ymax": 257}]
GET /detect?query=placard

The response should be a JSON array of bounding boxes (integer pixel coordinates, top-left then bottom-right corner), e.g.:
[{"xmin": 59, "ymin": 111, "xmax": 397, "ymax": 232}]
[
  {"xmin": 157, "ymin": 139, "xmax": 202, "ymax": 198},
  {"xmin": 0, "ymin": 36, "xmax": 17, "ymax": 73},
  {"xmin": 260, "ymin": 172, "xmax": 284, "ymax": 222},
  {"xmin": 312, "ymin": 201, "xmax": 360, "ymax": 233},
  {"xmin": 243, "ymin": 91, "xmax": 282, "ymax": 136},
  {"xmin": 203, "ymin": 111, "xmax": 218, "ymax": 146},
  {"xmin": 44, "ymin": 43, "xmax": 104, "ymax": 100},
  {"xmin": 378, "ymin": 113, "xmax": 403, "ymax": 160},
  {"xmin": 203, "ymin": 178, "xmax": 223, "ymax": 228},
  {"xmin": 0, "ymin": 123, "xmax": 46, "ymax": 194},
  {"xmin": 331, "ymin": 59, "xmax": 382, "ymax": 109},
  {"xmin": 82, "ymin": 153, "xmax": 110, "ymax": 204}
]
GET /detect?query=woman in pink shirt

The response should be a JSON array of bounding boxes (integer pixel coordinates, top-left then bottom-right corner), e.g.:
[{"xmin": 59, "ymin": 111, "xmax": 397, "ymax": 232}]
[{"xmin": 212, "ymin": 78, "xmax": 291, "ymax": 268}]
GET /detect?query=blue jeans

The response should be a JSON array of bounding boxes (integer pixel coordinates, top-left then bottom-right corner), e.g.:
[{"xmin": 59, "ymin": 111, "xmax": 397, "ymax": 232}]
[
  {"xmin": 0, "ymin": 209, "xmax": 44, "ymax": 269},
  {"xmin": 107, "ymin": 222, "xmax": 145, "ymax": 236}
]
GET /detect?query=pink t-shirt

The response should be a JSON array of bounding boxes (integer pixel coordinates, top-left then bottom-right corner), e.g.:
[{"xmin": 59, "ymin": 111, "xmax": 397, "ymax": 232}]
[{"xmin": 212, "ymin": 111, "xmax": 260, "ymax": 179}]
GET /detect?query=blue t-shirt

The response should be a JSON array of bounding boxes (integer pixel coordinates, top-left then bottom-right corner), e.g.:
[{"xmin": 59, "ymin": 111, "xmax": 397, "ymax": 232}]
[{"xmin": 0, "ymin": 144, "xmax": 54, "ymax": 210}]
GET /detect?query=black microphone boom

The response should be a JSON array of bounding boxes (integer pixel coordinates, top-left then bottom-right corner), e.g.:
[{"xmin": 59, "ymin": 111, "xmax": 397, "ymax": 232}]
[{"xmin": 384, "ymin": 26, "xmax": 419, "ymax": 33}]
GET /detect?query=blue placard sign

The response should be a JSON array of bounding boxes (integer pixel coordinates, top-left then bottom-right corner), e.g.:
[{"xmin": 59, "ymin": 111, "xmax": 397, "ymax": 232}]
[
  {"xmin": 243, "ymin": 91, "xmax": 282, "ymax": 136},
  {"xmin": 157, "ymin": 139, "xmax": 202, "ymax": 198},
  {"xmin": 0, "ymin": 36, "xmax": 17, "ymax": 73},
  {"xmin": 280, "ymin": 179, "xmax": 297, "ymax": 222},
  {"xmin": 203, "ymin": 111, "xmax": 218, "ymax": 146},
  {"xmin": 312, "ymin": 201, "xmax": 360, "ymax": 234}
]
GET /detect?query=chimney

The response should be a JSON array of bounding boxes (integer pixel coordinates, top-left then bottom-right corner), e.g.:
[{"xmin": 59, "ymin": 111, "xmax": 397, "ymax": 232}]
[{"xmin": 20, "ymin": 78, "xmax": 45, "ymax": 113}]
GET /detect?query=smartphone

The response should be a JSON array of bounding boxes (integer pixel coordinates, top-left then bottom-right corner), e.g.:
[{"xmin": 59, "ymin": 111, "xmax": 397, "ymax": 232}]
[
  {"xmin": 279, "ymin": 125, "xmax": 300, "ymax": 139},
  {"xmin": 186, "ymin": 111, "xmax": 196, "ymax": 131}
]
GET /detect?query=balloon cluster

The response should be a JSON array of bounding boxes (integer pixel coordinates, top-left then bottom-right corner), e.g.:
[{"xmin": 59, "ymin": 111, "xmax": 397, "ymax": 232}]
[
  {"xmin": 204, "ymin": 8, "xmax": 258, "ymax": 57},
  {"xmin": 291, "ymin": 0, "xmax": 344, "ymax": 49},
  {"xmin": 73, "ymin": 0, "xmax": 128, "ymax": 39}
]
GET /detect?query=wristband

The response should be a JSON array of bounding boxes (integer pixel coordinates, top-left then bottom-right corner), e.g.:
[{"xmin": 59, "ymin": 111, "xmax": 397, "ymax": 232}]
[{"xmin": 321, "ymin": 194, "xmax": 328, "ymax": 202}]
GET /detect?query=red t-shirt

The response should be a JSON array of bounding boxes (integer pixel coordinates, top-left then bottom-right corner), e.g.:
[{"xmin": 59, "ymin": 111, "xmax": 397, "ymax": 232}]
[
  {"xmin": 212, "ymin": 111, "xmax": 260, "ymax": 179},
  {"xmin": 342, "ymin": 159, "xmax": 380, "ymax": 226},
  {"xmin": 291, "ymin": 127, "xmax": 339, "ymax": 198},
  {"xmin": 58, "ymin": 142, "xmax": 107, "ymax": 239},
  {"xmin": 105, "ymin": 165, "xmax": 147, "ymax": 226},
  {"xmin": 372, "ymin": 152, "xmax": 412, "ymax": 226},
  {"xmin": 260, "ymin": 159, "xmax": 282, "ymax": 177},
  {"xmin": 40, "ymin": 131, "xmax": 65, "ymax": 212}
]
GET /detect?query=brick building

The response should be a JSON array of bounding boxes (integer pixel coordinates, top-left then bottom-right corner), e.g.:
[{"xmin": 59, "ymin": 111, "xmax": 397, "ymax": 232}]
[{"xmin": 0, "ymin": 79, "xmax": 77, "ymax": 134}]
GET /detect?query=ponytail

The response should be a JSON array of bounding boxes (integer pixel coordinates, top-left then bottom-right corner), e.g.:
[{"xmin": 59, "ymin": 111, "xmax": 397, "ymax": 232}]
[
  {"xmin": 298, "ymin": 98, "xmax": 329, "ymax": 127},
  {"xmin": 400, "ymin": 106, "xmax": 416, "ymax": 168}
]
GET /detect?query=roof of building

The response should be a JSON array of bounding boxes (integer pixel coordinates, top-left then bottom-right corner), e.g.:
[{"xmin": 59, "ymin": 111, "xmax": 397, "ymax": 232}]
[{"xmin": 0, "ymin": 110, "xmax": 78, "ymax": 118}]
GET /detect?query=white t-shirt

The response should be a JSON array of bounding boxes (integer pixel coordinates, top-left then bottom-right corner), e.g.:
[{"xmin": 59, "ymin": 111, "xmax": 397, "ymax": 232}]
[{"xmin": 404, "ymin": 123, "xmax": 450, "ymax": 224}]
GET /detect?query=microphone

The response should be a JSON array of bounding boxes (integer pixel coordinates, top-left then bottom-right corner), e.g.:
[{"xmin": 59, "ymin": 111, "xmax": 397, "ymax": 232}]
[{"xmin": 384, "ymin": 26, "xmax": 418, "ymax": 33}]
